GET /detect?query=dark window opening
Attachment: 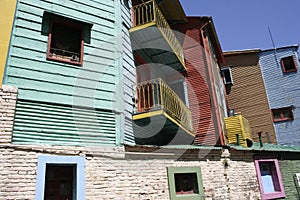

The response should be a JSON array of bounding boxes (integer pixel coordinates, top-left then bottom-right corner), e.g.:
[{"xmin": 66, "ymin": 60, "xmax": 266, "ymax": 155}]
[
  {"xmin": 221, "ymin": 67, "xmax": 233, "ymax": 85},
  {"xmin": 44, "ymin": 165, "xmax": 76, "ymax": 200},
  {"xmin": 272, "ymin": 107, "xmax": 293, "ymax": 122},
  {"xmin": 174, "ymin": 173, "xmax": 199, "ymax": 195},
  {"xmin": 47, "ymin": 21, "xmax": 83, "ymax": 65},
  {"xmin": 281, "ymin": 56, "xmax": 297, "ymax": 73}
]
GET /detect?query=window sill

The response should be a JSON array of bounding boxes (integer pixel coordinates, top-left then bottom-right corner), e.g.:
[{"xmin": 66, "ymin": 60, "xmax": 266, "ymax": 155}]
[
  {"xmin": 273, "ymin": 118, "xmax": 293, "ymax": 123},
  {"xmin": 262, "ymin": 191, "xmax": 285, "ymax": 200},
  {"xmin": 47, "ymin": 56, "xmax": 82, "ymax": 66}
]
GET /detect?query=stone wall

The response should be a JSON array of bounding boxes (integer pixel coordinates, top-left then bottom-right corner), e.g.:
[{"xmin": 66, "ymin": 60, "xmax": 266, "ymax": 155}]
[
  {"xmin": 0, "ymin": 85, "xmax": 17, "ymax": 144},
  {"xmin": 0, "ymin": 86, "xmax": 261, "ymax": 199},
  {"xmin": 279, "ymin": 160, "xmax": 300, "ymax": 199},
  {"xmin": 0, "ymin": 145, "xmax": 261, "ymax": 200}
]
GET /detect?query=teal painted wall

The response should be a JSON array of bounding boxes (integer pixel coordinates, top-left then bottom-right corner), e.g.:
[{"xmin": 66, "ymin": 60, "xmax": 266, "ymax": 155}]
[
  {"xmin": 5, "ymin": 0, "xmax": 135, "ymax": 146},
  {"xmin": 279, "ymin": 160, "xmax": 300, "ymax": 199}
]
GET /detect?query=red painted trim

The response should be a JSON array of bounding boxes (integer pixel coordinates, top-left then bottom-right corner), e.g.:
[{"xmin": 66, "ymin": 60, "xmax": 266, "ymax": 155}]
[
  {"xmin": 46, "ymin": 19, "xmax": 84, "ymax": 66},
  {"xmin": 271, "ymin": 107, "xmax": 294, "ymax": 122},
  {"xmin": 281, "ymin": 56, "xmax": 298, "ymax": 73},
  {"xmin": 201, "ymin": 29, "xmax": 225, "ymax": 145}
]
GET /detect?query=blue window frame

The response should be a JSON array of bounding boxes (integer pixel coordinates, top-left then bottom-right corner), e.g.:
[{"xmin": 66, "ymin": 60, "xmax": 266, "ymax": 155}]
[{"xmin": 35, "ymin": 155, "xmax": 85, "ymax": 200}]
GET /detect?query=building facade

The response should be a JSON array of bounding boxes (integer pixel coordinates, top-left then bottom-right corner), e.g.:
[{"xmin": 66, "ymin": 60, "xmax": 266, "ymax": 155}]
[
  {"xmin": 259, "ymin": 45, "xmax": 300, "ymax": 145},
  {"xmin": 224, "ymin": 50, "xmax": 277, "ymax": 144},
  {"xmin": 1, "ymin": 0, "xmax": 300, "ymax": 199}
]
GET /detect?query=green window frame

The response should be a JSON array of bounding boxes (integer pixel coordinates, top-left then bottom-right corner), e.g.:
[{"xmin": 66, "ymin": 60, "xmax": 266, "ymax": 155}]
[{"xmin": 167, "ymin": 166, "xmax": 205, "ymax": 200}]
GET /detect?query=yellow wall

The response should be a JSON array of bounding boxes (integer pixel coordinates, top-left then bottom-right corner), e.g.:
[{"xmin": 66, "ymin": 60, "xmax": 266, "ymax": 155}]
[{"xmin": 0, "ymin": 0, "xmax": 17, "ymax": 86}]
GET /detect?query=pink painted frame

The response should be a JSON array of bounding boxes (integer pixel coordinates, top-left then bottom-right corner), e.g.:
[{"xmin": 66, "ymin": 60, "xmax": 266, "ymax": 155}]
[{"xmin": 254, "ymin": 159, "xmax": 285, "ymax": 200}]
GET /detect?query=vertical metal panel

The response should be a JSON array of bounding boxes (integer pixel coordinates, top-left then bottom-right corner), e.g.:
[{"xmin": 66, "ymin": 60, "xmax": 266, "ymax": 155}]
[
  {"xmin": 121, "ymin": 0, "xmax": 136, "ymax": 145},
  {"xmin": 0, "ymin": 0, "xmax": 17, "ymax": 86},
  {"xmin": 259, "ymin": 46, "xmax": 300, "ymax": 145},
  {"xmin": 176, "ymin": 19, "xmax": 218, "ymax": 145}
]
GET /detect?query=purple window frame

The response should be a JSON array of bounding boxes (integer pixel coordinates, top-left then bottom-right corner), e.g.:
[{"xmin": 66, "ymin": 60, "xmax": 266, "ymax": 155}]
[{"xmin": 254, "ymin": 159, "xmax": 285, "ymax": 200}]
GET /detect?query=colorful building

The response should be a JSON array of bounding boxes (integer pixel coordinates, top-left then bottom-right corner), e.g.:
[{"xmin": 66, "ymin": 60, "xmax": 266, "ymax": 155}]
[
  {"xmin": 2, "ymin": 0, "xmax": 135, "ymax": 146},
  {"xmin": 1, "ymin": 0, "xmax": 300, "ymax": 199},
  {"xmin": 224, "ymin": 49, "xmax": 277, "ymax": 144},
  {"xmin": 259, "ymin": 45, "xmax": 300, "ymax": 146}
]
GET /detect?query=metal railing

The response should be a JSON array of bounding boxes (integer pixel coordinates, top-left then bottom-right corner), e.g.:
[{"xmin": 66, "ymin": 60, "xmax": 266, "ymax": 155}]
[
  {"xmin": 133, "ymin": 78, "xmax": 193, "ymax": 132},
  {"xmin": 132, "ymin": 0, "xmax": 185, "ymax": 67}
]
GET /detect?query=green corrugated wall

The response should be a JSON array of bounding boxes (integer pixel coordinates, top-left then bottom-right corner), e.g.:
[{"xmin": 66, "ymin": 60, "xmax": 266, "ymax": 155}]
[
  {"xmin": 13, "ymin": 100, "xmax": 116, "ymax": 146},
  {"xmin": 4, "ymin": 0, "xmax": 136, "ymax": 146}
]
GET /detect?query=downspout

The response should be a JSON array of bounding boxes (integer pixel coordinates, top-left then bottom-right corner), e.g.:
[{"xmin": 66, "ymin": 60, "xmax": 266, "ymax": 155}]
[{"xmin": 200, "ymin": 20, "xmax": 225, "ymax": 145}]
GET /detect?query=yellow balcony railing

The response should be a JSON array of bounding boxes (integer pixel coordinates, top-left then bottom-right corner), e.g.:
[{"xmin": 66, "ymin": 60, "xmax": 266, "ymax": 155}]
[
  {"xmin": 133, "ymin": 78, "xmax": 193, "ymax": 132},
  {"xmin": 132, "ymin": 0, "xmax": 185, "ymax": 68}
]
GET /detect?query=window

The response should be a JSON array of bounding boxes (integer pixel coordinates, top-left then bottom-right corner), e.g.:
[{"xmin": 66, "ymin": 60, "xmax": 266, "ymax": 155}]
[
  {"xmin": 167, "ymin": 167, "xmax": 205, "ymax": 200},
  {"xmin": 47, "ymin": 20, "xmax": 84, "ymax": 65},
  {"xmin": 221, "ymin": 67, "xmax": 233, "ymax": 85},
  {"xmin": 254, "ymin": 159, "xmax": 285, "ymax": 200},
  {"xmin": 45, "ymin": 165, "xmax": 75, "ymax": 200},
  {"xmin": 281, "ymin": 56, "xmax": 297, "ymax": 73},
  {"xmin": 35, "ymin": 155, "xmax": 85, "ymax": 200},
  {"xmin": 271, "ymin": 107, "xmax": 294, "ymax": 122}
]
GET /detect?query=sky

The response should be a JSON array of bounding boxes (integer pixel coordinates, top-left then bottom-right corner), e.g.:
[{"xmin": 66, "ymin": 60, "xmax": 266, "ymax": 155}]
[{"xmin": 179, "ymin": 0, "xmax": 300, "ymax": 52}]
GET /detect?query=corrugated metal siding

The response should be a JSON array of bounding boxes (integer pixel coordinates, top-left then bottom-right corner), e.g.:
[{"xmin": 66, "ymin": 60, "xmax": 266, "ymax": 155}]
[
  {"xmin": 120, "ymin": 0, "xmax": 136, "ymax": 145},
  {"xmin": 224, "ymin": 115, "xmax": 252, "ymax": 147},
  {"xmin": 259, "ymin": 46, "xmax": 300, "ymax": 145},
  {"xmin": 224, "ymin": 52, "xmax": 277, "ymax": 143},
  {"xmin": 177, "ymin": 19, "xmax": 218, "ymax": 145},
  {"xmin": 4, "ymin": 0, "xmax": 137, "ymax": 146},
  {"xmin": 5, "ymin": 0, "xmax": 118, "ymax": 110},
  {"xmin": 13, "ymin": 100, "xmax": 116, "ymax": 146}
]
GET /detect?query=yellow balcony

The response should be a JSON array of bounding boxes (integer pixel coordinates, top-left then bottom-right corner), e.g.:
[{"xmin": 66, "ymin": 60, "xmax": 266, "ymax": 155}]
[
  {"xmin": 224, "ymin": 115, "xmax": 253, "ymax": 147},
  {"xmin": 130, "ymin": 0, "xmax": 186, "ymax": 72},
  {"xmin": 133, "ymin": 78, "xmax": 194, "ymax": 145}
]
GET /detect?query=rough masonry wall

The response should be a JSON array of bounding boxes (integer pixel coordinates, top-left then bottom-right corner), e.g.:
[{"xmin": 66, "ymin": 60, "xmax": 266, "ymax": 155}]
[
  {"xmin": 0, "ymin": 85, "xmax": 17, "ymax": 144},
  {"xmin": 279, "ymin": 160, "xmax": 300, "ymax": 199},
  {"xmin": 0, "ymin": 145, "xmax": 261, "ymax": 200}
]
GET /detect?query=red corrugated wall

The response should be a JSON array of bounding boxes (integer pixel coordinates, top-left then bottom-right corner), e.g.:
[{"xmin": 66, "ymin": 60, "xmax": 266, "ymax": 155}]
[{"xmin": 174, "ymin": 17, "xmax": 220, "ymax": 145}]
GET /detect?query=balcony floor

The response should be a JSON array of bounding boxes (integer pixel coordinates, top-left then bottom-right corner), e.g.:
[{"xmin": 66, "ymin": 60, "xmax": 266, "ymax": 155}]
[
  {"xmin": 130, "ymin": 24, "xmax": 186, "ymax": 72},
  {"xmin": 133, "ymin": 110, "xmax": 194, "ymax": 146}
]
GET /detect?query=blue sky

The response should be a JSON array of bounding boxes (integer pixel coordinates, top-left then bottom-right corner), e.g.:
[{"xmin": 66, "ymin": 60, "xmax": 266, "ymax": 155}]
[{"xmin": 180, "ymin": 0, "xmax": 300, "ymax": 51}]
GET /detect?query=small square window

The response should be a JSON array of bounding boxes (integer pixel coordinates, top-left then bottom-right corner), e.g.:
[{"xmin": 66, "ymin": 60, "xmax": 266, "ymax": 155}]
[
  {"xmin": 175, "ymin": 173, "xmax": 199, "ymax": 195},
  {"xmin": 47, "ymin": 20, "xmax": 84, "ymax": 65},
  {"xmin": 271, "ymin": 107, "xmax": 293, "ymax": 122},
  {"xmin": 254, "ymin": 159, "xmax": 285, "ymax": 200},
  {"xmin": 167, "ymin": 167, "xmax": 205, "ymax": 200},
  {"xmin": 281, "ymin": 56, "xmax": 297, "ymax": 73}
]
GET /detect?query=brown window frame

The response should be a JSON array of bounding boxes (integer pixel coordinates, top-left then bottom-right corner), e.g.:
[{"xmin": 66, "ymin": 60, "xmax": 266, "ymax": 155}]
[
  {"xmin": 281, "ymin": 56, "xmax": 297, "ymax": 73},
  {"xmin": 271, "ymin": 107, "xmax": 294, "ymax": 122},
  {"xmin": 47, "ymin": 20, "xmax": 84, "ymax": 65}
]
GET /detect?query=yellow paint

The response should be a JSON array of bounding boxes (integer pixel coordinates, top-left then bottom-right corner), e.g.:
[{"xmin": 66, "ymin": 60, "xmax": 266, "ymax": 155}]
[
  {"xmin": 225, "ymin": 115, "xmax": 253, "ymax": 147},
  {"xmin": 132, "ymin": 109, "xmax": 195, "ymax": 137},
  {"xmin": 129, "ymin": 21, "xmax": 157, "ymax": 33},
  {"xmin": 163, "ymin": 112, "xmax": 195, "ymax": 137},
  {"xmin": 132, "ymin": 110, "xmax": 164, "ymax": 120},
  {"xmin": 0, "ymin": 0, "xmax": 17, "ymax": 86}
]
